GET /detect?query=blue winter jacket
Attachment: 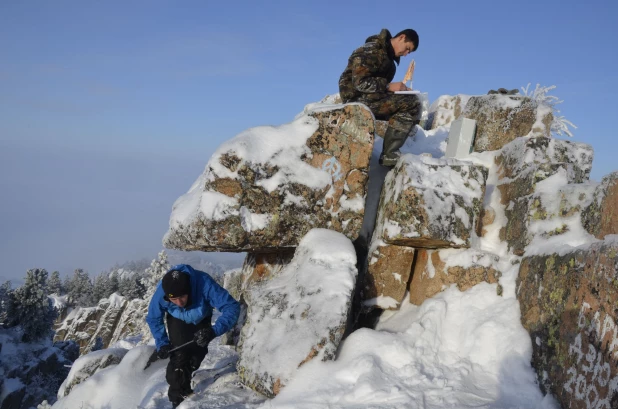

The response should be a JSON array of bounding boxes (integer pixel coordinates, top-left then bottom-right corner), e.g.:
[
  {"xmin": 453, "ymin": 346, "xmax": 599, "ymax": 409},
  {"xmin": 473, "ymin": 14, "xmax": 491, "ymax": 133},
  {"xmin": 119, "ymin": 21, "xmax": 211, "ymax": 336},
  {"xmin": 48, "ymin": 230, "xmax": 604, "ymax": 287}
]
[{"xmin": 146, "ymin": 264, "xmax": 240, "ymax": 350}]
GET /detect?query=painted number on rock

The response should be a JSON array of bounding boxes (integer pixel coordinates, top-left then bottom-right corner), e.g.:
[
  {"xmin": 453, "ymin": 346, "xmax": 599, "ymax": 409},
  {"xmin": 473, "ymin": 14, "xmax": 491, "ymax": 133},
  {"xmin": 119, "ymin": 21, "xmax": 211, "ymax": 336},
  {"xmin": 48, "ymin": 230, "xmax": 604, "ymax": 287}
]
[{"xmin": 563, "ymin": 302, "xmax": 618, "ymax": 409}]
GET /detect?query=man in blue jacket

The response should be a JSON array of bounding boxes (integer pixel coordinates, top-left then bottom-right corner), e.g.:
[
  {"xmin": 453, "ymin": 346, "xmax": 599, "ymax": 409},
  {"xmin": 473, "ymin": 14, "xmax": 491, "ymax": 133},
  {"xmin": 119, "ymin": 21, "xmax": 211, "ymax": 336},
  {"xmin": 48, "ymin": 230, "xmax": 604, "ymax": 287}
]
[{"xmin": 146, "ymin": 264, "xmax": 240, "ymax": 408}]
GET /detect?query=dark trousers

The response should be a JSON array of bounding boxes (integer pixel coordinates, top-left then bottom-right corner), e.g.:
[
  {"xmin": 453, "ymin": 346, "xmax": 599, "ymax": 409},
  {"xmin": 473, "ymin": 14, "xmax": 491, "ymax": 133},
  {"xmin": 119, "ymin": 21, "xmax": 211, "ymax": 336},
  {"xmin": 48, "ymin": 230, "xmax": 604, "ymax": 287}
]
[
  {"xmin": 165, "ymin": 314, "xmax": 210, "ymax": 406},
  {"xmin": 359, "ymin": 93, "xmax": 422, "ymax": 133}
]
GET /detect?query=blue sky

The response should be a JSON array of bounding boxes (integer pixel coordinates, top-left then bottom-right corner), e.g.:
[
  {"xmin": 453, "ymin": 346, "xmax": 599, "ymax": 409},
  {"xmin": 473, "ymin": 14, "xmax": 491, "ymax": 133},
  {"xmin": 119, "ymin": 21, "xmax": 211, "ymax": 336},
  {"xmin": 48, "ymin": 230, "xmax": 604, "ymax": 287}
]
[{"xmin": 1, "ymin": 0, "xmax": 616, "ymax": 282}]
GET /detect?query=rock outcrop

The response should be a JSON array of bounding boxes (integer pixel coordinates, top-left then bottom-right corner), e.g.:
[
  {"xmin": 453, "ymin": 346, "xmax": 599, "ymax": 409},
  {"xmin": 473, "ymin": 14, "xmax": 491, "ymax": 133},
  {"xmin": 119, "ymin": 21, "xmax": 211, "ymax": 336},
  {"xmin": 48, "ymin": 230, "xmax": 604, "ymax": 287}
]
[
  {"xmin": 518, "ymin": 239, "xmax": 618, "ymax": 409},
  {"xmin": 54, "ymin": 294, "xmax": 153, "ymax": 356},
  {"xmin": 55, "ymin": 294, "xmax": 129, "ymax": 354},
  {"xmin": 376, "ymin": 154, "xmax": 488, "ymax": 249},
  {"xmin": 408, "ymin": 249, "xmax": 502, "ymax": 306},
  {"xmin": 237, "ymin": 229, "xmax": 357, "ymax": 397},
  {"xmin": 462, "ymin": 94, "xmax": 553, "ymax": 152},
  {"xmin": 582, "ymin": 171, "xmax": 618, "ymax": 239},
  {"xmin": 164, "ymin": 105, "xmax": 375, "ymax": 253}
]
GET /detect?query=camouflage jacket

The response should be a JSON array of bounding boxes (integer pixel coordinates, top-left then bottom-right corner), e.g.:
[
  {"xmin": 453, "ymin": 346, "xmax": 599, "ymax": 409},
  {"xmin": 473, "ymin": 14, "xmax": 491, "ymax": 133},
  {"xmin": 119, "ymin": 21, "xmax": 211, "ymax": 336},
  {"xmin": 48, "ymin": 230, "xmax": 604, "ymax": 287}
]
[{"xmin": 338, "ymin": 29, "xmax": 400, "ymax": 103}]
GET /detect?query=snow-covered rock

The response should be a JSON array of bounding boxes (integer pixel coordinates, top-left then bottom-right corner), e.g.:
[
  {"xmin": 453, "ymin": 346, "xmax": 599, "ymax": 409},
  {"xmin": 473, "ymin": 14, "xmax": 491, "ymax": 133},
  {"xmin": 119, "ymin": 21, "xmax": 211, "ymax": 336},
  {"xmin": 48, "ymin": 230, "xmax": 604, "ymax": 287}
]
[
  {"xmin": 164, "ymin": 104, "xmax": 375, "ymax": 253},
  {"xmin": 495, "ymin": 136, "xmax": 594, "ymax": 205},
  {"xmin": 221, "ymin": 253, "xmax": 295, "ymax": 348},
  {"xmin": 377, "ymin": 154, "xmax": 488, "ymax": 249},
  {"xmin": 54, "ymin": 294, "xmax": 128, "ymax": 354},
  {"xmin": 108, "ymin": 298, "xmax": 150, "ymax": 348},
  {"xmin": 237, "ymin": 229, "xmax": 357, "ymax": 397},
  {"xmin": 408, "ymin": 248, "xmax": 502, "ymax": 306},
  {"xmin": 503, "ymin": 180, "xmax": 596, "ymax": 256},
  {"xmin": 462, "ymin": 94, "xmax": 553, "ymax": 152},
  {"xmin": 426, "ymin": 94, "xmax": 472, "ymax": 130},
  {"xmin": 54, "ymin": 304, "xmax": 106, "ymax": 354},
  {"xmin": 581, "ymin": 171, "xmax": 618, "ymax": 240},
  {"xmin": 518, "ymin": 239, "xmax": 618, "ymax": 409}
]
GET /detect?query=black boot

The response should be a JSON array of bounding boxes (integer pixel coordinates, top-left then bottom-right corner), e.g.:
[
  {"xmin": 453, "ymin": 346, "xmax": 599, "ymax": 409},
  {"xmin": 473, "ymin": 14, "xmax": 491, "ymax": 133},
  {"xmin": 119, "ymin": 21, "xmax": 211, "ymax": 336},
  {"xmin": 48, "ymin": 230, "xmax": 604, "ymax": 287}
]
[{"xmin": 379, "ymin": 124, "xmax": 416, "ymax": 167}]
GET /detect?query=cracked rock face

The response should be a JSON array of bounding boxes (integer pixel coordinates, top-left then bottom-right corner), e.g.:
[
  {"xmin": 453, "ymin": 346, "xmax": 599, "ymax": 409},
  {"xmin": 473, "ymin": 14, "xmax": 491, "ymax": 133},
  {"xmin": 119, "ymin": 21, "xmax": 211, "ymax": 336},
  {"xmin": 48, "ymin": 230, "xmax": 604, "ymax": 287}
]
[
  {"xmin": 518, "ymin": 240, "xmax": 618, "ymax": 409},
  {"xmin": 462, "ymin": 94, "xmax": 553, "ymax": 152},
  {"xmin": 164, "ymin": 105, "xmax": 374, "ymax": 252},
  {"xmin": 376, "ymin": 154, "xmax": 488, "ymax": 249}
]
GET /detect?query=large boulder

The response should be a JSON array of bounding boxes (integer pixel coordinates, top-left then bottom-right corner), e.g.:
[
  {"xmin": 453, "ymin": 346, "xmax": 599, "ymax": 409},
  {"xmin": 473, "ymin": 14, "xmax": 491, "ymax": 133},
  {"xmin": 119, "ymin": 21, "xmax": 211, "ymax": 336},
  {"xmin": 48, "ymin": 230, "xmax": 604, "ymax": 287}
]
[
  {"xmin": 164, "ymin": 105, "xmax": 374, "ymax": 252},
  {"xmin": 462, "ymin": 94, "xmax": 553, "ymax": 152},
  {"xmin": 582, "ymin": 171, "xmax": 618, "ymax": 239},
  {"xmin": 518, "ymin": 239, "xmax": 618, "ymax": 409},
  {"xmin": 426, "ymin": 94, "xmax": 472, "ymax": 130},
  {"xmin": 408, "ymin": 249, "xmax": 502, "ymax": 305},
  {"xmin": 376, "ymin": 154, "xmax": 488, "ymax": 249},
  {"xmin": 495, "ymin": 136, "xmax": 594, "ymax": 205},
  {"xmin": 237, "ymin": 229, "xmax": 357, "ymax": 397}
]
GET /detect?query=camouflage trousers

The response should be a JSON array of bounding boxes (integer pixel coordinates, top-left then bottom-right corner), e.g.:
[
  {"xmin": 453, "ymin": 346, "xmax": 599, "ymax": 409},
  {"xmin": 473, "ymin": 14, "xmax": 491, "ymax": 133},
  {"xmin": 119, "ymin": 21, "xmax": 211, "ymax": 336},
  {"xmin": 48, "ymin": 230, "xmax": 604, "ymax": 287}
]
[{"xmin": 358, "ymin": 93, "xmax": 422, "ymax": 133}]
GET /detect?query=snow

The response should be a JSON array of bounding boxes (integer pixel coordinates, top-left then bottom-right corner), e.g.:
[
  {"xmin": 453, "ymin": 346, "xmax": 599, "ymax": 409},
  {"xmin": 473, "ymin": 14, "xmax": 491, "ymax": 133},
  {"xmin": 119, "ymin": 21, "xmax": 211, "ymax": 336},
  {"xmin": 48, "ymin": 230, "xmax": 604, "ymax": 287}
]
[
  {"xmin": 58, "ymin": 348, "xmax": 129, "ymax": 398},
  {"xmin": 108, "ymin": 292, "xmax": 125, "ymax": 308},
  {"xmin": 240, "ymin": 206, "xmax": 272, "ymax": 232},
  {"xmin": 263, "ymin": 284, "xmax": 552, "ymax": 409}
]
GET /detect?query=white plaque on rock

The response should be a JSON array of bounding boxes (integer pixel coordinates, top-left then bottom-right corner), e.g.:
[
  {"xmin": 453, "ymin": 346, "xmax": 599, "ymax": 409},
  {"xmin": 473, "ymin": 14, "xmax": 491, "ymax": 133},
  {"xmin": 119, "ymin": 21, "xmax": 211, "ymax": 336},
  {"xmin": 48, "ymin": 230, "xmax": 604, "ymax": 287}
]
[{"xmin": 445, "ymin": 118, "xmax": 476, "ymax": 159}]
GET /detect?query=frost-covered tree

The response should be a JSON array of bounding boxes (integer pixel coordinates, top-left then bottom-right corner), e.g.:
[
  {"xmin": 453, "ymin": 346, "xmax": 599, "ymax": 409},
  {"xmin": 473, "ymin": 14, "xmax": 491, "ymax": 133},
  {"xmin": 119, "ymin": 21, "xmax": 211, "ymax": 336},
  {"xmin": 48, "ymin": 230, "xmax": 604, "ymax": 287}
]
[
  {"xmin": 14, "ymin": 269, "xmax": 57, "ymax": 342},
  {"xmin": 108, "ymin": 271, "xmax": 120, "ymax": 295},
  {"xmin": 520, "ymin": 83, "xmax": 577, "ymax": 137},
  {"xmin": 48, "ymin": 271, "xmax": 62, "ymax": 295},
  {"xmin": 62, "ymin": 274, "xmax": 72, "ymax": 296},
  {"xmin": 67, "ymin": 269, "xmax": 95, "ymax": 307},
  {"xmin": 119, "ymin": 276, "xmax": 145, "ymax": 300},
  {"xmin": 92, "ymin": 272, "xmax": 111, "ymax": 302},
  {"xmin": 0, "ymin": 280, "xmax": 17, "ymax": 328},
  {"xmin": 141, "ymin": 250, "xmax": 170, "ymax": 299}
]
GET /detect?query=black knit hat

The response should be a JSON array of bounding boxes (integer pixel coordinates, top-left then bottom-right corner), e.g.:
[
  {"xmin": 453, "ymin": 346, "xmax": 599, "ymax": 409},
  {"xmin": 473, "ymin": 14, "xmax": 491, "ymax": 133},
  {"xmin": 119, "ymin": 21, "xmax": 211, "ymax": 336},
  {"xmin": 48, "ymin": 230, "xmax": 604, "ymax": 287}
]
[{"xmin": 162, "ymin": 270, "xmax": 191, "ymax": 298}]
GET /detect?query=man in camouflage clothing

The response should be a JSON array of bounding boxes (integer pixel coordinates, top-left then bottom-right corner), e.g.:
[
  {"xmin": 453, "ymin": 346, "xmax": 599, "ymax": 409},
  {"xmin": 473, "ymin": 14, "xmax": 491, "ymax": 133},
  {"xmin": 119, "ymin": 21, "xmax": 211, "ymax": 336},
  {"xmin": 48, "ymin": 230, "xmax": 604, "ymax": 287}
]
[{"xmin": 339, "ymin": 28, "xmax": 421, "ymax": 167}]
